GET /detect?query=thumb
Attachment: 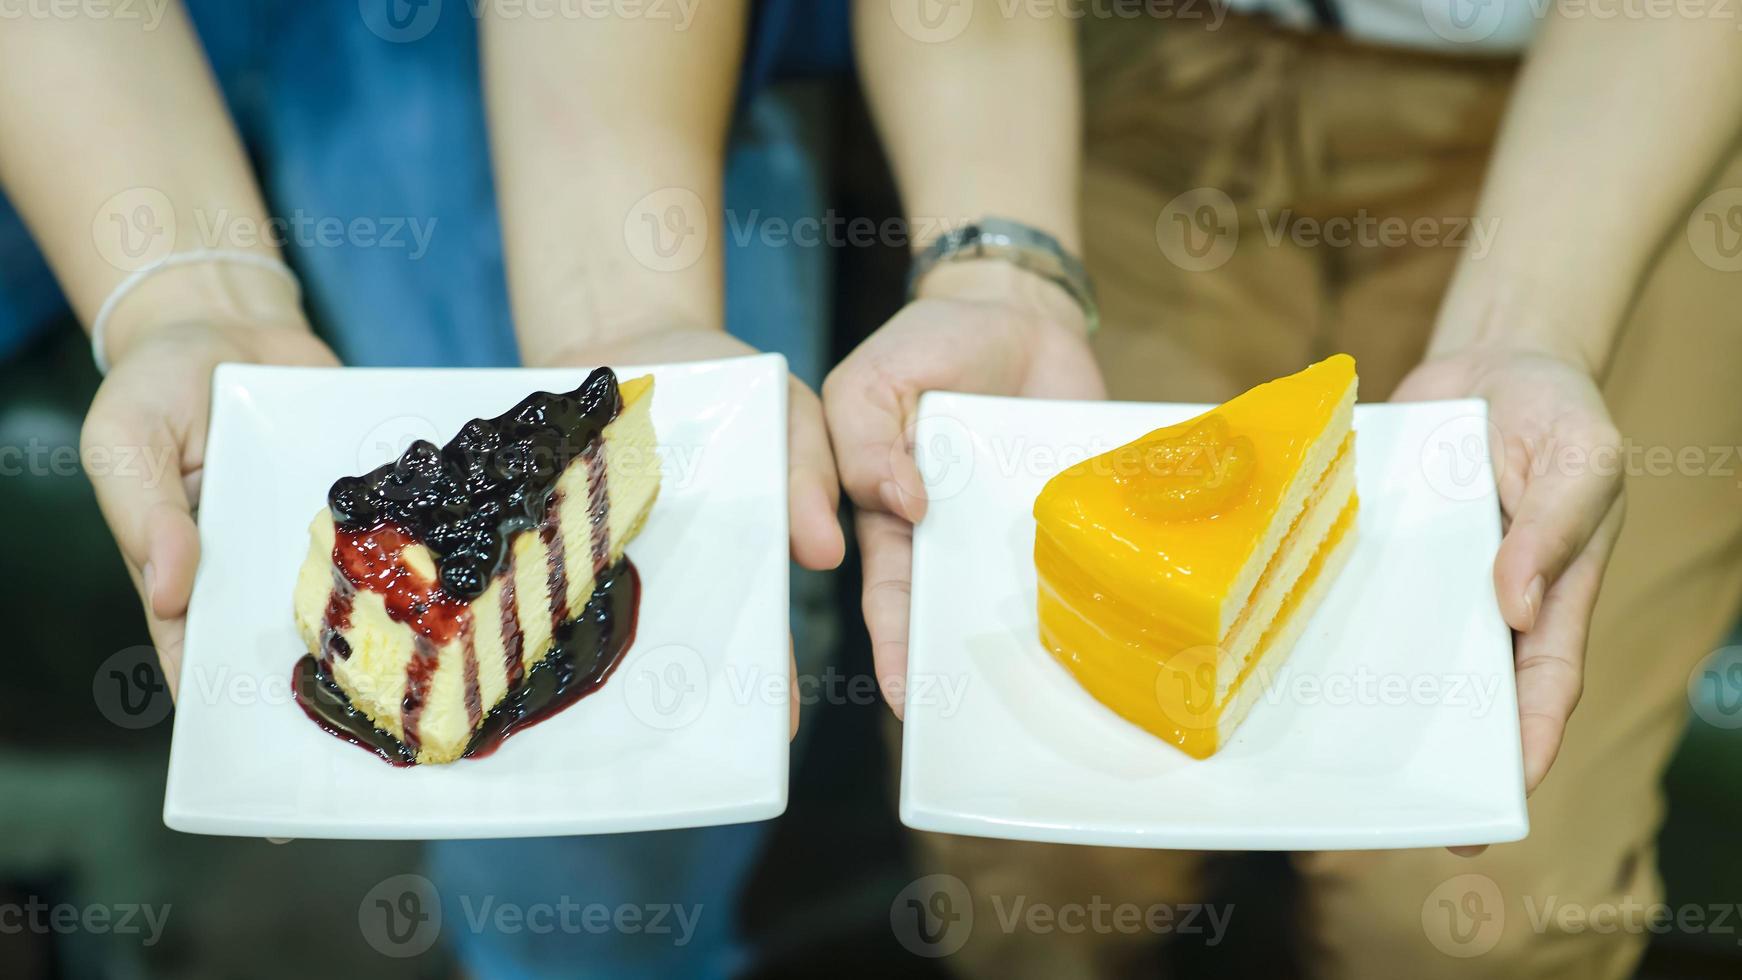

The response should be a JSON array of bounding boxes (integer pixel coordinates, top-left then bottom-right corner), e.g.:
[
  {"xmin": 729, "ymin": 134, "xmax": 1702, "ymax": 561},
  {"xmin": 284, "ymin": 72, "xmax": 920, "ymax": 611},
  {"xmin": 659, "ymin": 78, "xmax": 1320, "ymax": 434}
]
[
  {"xmin": 787, "ymin": 381, "xmax": 846, "ymax": 571},
  {"xmin": 82, "ymin": 393, "xmax": 200, "ymax": 623},
  {"xmin": 1493, "ymin": 426, "xmax": 1622, "ymax": 633},
  {"xmin": 857, "ymin": 508, "xmax": 916, "ymax": 717},
  {"xmin": 821, "ymin": 361, "xmax": 928, "ymax": 524}
]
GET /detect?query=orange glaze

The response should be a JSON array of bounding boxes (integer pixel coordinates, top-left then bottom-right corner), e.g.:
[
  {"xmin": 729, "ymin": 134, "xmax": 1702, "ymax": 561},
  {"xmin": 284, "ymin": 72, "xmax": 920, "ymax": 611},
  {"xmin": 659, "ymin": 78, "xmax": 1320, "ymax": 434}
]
[
  {"xmin": 1032, "ymin": 354, "xmax": 1357, "ymax": 755},
  {"xmin": 1116, "ymin": 414, "xmax": 1257, "ymax": 521}
]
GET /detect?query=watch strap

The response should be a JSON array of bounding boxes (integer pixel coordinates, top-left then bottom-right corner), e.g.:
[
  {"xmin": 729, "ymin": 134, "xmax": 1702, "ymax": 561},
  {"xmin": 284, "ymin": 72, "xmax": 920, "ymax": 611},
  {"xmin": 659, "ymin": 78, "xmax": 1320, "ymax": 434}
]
[{"xmin": 907, "ymin": 218, "xmax": 1100, "ymax": 336}]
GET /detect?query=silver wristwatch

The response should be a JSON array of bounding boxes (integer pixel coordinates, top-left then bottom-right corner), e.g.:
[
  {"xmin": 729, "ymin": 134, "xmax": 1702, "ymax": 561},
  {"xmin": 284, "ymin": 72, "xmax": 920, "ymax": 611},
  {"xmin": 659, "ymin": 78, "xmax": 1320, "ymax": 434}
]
[{"xmin": 907, "ymin": 217, "xmax": 1100, "ymax": 335}]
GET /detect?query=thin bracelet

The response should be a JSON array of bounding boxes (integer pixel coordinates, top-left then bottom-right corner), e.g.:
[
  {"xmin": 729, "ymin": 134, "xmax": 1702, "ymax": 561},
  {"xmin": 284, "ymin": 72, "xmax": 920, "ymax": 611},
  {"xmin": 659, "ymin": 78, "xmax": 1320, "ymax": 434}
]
[{"xmin": 90, "ymin": 249, "xmax": 302, "ymax": 374}]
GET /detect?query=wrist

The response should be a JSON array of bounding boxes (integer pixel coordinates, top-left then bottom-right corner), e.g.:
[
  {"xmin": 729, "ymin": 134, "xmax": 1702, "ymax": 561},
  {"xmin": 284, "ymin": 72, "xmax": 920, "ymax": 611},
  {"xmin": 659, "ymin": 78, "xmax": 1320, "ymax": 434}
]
[
  {"xmin": 915, "ymin": 258, "xmax": 1090, "ymax": 339},
  {"xmin": 1430, "ymin": 267, "xmax": 1615, "ymax": 378},
  {"xmin": 101, "ymin": 255, "xmax": 307, "ymax": 368},
  {"xmin": 522, "ymin": 307, "xmax": 722, "ymax": 368}
]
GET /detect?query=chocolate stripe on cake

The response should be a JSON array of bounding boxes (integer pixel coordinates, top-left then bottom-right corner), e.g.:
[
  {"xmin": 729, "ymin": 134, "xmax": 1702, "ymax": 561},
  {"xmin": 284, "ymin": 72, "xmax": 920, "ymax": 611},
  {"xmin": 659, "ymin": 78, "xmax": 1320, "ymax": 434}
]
[
  {"xmin": 500, "ymin": 551, "xmax": 525, "ymax": 690},
  {"xmin": 401, "ymin": 635, "xmax": 441, "ymax": 756},
  {"xmin": 585, "ymin": 439, "xmax": 612, "ymax": 576},
  {"xmin": 541, "ymin": 489, "xmax": 570, "ymax": 625},
  {"xmin": 461, "ymin": 625, "xmax": 483, "ymax": 732}
]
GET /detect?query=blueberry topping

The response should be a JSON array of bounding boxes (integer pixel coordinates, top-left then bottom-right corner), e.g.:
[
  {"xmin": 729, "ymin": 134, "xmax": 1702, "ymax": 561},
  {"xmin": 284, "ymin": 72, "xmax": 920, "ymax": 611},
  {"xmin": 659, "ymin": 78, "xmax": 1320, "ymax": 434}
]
[{"xmin": 327, "ymin": 367, "xmax": 623, "ymax": 601}]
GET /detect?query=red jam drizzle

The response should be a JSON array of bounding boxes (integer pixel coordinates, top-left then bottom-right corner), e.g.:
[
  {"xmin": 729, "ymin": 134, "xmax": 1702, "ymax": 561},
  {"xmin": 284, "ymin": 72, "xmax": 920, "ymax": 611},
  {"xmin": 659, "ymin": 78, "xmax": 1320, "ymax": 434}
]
[{"xmin": 331, "ymin": 521, "xmax": 473, "ymax": 646}]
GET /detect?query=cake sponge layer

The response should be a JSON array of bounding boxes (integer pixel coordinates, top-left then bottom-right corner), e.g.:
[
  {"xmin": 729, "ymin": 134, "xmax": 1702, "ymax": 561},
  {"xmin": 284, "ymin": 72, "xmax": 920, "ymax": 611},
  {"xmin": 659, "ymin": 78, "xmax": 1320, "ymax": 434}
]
[{"xmin": 1216, "ymin": 498, "xmax": 1358, "ymax": 746}]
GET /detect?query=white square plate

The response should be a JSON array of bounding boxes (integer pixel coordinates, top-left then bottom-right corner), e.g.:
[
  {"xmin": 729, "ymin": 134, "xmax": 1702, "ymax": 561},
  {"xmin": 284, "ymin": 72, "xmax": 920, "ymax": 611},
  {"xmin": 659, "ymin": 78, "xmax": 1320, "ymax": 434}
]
[
  {"xmin": 900, "ymin": 394, "xmax": 1527, "ymax": 850},
  {"xmin": 165, "ymin": 354, "xmax": 791, "ymax": 839}
]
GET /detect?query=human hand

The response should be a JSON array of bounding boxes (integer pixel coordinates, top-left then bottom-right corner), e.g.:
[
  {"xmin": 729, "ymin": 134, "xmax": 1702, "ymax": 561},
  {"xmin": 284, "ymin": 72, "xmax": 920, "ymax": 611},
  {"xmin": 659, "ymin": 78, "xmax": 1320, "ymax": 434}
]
[
  {"xmin": 822, "ymin": 260, "xmax": 1106, "ymax": 718},
  {"xmin": 538, "ymin": 324, "xmax": 846, "ymax": 737},
  {"xmin": 83, "ymin": 311, "xmax": 338, "ymax": 697},
  {"xmin": 1393, "ymin": 345, "xmax": 1624, "ymax": 850}
]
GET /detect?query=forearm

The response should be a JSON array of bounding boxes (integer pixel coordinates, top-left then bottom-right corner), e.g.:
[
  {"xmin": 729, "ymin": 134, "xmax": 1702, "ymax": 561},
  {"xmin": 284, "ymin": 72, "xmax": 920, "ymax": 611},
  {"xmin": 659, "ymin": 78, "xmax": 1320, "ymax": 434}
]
[
  {"xmin": 1433, "ymin": 11, "xmax": 1742, "ymax": 375},
  {"xmin": 482, "ymin": 0, "xmax": 746, "ymax": 364},
  {"xmin": 0, "ymin": 2, "xmax": 300, "ymax": 362},
  {"xmin": 852, "ymin": 0, "xmax": 1081, "ymax": 252}
]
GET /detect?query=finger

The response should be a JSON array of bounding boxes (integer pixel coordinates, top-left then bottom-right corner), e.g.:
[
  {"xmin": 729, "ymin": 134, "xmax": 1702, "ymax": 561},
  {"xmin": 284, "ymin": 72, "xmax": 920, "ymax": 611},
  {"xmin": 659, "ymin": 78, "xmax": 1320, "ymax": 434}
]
[
  {"xmin": 1493, "ymin": 424, "xmax": 1623, "ymax": 632},
  {"xmin": 787, "ymin": 380, "xmax": 845, "ymax": 571},
  {"xmin": 82, "ymin": 385, "xmax": 199, "ymax": 623},
  {"xmin": 145, "ymin": 610, "xmax": 186, "ymax": 701},
  {"xmin": 1514, "ymin": 497, "xmax": 1622, "ymax": 796},
  {"xmin": 857, "ymin": 508, "xmax": 915, "ymax": 719},
  {"xmin": 821, "ymin": 360, "xmax": 926, "ymax": 524}
]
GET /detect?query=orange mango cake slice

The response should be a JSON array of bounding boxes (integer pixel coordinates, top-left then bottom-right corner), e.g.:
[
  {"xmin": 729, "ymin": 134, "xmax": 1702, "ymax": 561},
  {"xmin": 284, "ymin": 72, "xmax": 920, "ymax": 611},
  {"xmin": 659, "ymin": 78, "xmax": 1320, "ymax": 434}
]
[{"xmin": 1033, "ymin": 354, "xmax": 1359, "ymax": 758}]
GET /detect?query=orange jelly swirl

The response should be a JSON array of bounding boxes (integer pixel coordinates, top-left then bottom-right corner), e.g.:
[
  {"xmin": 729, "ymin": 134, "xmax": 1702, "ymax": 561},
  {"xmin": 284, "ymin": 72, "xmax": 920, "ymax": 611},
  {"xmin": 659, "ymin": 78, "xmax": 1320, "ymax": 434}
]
[{"xmin": 1111, "ymin": 414, "xmax": 1256, "ymax": 522}]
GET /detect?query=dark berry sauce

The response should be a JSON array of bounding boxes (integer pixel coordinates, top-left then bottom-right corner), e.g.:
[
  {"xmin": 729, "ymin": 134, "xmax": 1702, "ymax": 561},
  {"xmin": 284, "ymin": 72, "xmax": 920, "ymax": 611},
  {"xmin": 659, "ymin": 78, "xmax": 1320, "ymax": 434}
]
[
  {"xmin": 466, "ymin": 560, "xmax": 641, "ymax": 759},
  {"xmin": 292, "ymin": 560, "xmax": 641, "ymax": 766},
  {"xmin": 327, "ymin": 367, "xmax": 624, "ymax": 601},
  {"xmin": 292, "ymin": 654, "xmax": 418, "ymax": 766}
]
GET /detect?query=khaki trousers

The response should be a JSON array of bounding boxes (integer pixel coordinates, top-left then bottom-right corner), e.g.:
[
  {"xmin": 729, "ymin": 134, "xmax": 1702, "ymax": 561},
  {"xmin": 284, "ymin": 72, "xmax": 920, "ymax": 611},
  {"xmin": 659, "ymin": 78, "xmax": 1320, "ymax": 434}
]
[{"xmin": 910, "ymin": 13, "xmax": 1742, "ymax": 979}]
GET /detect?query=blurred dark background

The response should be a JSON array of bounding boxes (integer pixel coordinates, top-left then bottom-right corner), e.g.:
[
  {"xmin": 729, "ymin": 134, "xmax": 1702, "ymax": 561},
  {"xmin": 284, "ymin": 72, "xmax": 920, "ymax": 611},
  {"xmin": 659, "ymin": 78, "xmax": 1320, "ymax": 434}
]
[{"xmin": 4, "ymin": 57, "xmax": 1742, "ymax": 980}]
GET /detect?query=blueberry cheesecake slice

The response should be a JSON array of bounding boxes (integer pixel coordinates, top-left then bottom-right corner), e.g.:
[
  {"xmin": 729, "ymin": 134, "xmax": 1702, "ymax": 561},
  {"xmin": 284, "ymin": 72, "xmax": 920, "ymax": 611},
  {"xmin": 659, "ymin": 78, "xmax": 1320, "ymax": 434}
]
[{"xmin": 291, "ymin": 368, "xmax": 660, "ymax": 764}]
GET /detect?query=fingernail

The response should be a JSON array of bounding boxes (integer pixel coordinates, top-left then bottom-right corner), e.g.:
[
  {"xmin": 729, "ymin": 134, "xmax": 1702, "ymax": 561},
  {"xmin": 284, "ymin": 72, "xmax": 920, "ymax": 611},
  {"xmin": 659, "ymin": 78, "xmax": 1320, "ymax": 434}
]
[
  {"xmin": 142, "ymin": 561, "xmax": 158, "ymax": 612},
  {"xmin": 1522, "ymin": 575, "xmax": 1545, "ymax": 629}
]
